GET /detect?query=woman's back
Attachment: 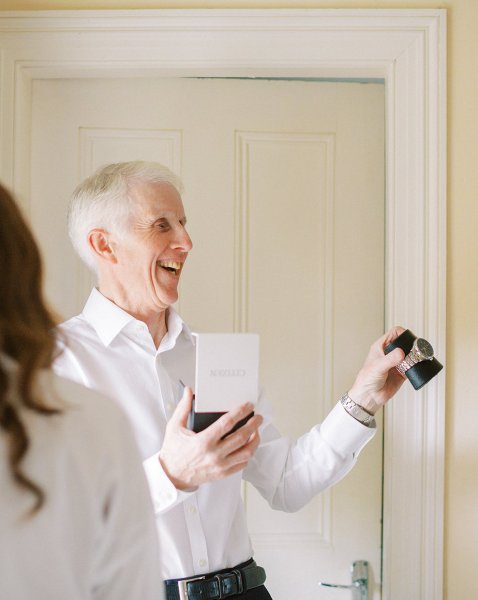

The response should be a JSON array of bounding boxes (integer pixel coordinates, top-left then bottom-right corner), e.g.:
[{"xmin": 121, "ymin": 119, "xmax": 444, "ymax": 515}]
[{"xmin": 0, "ymin": 358, "xmax": 161, "ymax": 600}]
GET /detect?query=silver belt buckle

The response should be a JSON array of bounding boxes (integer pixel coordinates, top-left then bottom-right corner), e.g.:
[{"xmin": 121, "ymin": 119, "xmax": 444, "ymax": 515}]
[{"xmin": 177, "ymin": 575, "xmax": 205, "ymax": 600}]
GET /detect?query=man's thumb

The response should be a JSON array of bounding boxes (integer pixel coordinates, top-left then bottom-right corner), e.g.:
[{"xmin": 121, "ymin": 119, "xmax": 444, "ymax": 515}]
[{"xmin": 172, "ymin": 386, "xmax": 194, "ymax": 426}]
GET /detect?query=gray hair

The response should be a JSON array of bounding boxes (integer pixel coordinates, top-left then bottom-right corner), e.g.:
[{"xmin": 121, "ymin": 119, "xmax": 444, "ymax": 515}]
[{"xmin": 68, "ymin": 161, "xmax": 183, "ymax": 271}]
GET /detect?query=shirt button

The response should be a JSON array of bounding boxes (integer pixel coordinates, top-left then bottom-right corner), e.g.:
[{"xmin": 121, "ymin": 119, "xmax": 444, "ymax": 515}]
[
  {"xmin": 166, "ymin": 403, "xmax": 174, "ymax": 413},
  {"xmin": 188, "ymin": 505, "xmax": 197, "ymax": 515},
  {"xmin": 198, "ymin": 559, "xmax": 207, "ymax": 568}
]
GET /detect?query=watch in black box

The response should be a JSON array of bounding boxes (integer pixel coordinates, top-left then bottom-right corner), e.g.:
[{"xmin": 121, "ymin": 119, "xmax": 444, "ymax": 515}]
[{"xmin": 384, "ymin": 329, "xmax": 443, "ymax": 390}]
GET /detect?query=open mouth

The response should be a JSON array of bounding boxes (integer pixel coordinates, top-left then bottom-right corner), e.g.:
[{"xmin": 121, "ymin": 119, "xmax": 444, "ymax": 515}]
[{"xmin": 158, "ymin": 261, "xmax": 182, "ymax": 275}]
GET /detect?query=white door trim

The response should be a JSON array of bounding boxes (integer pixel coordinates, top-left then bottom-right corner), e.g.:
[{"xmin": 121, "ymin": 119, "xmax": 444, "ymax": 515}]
[{"xmin": 0, "ymin": 9, "xmax": 446, "ymax": 599}]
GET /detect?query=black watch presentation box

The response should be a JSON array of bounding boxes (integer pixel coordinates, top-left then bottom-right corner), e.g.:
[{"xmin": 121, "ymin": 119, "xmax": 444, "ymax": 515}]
[{"xmin": 384, "ymin": 329, "xmax": 443, "ymax": 390}]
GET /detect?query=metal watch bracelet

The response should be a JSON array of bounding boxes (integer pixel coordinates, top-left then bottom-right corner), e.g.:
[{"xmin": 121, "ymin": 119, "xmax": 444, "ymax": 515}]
[{"xmin": 340, "ymin": 393, "xmax": 376, "ymax": 427}]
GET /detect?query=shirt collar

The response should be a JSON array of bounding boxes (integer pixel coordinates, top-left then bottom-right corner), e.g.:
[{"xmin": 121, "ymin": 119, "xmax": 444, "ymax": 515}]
[
  {"xmin": 82, "ymin": 288, "xmax": 134, "ymax": 346},
  {"xmin": 82, "ymin": 288, "xmax": 193, "ymax": 348}
]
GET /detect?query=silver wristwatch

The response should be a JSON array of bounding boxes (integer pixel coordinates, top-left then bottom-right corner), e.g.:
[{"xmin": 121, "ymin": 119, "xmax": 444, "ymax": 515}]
[
  {"xmin": 340, "ymin": 393, "xmax": 376, "ymax": 427},
  {"xmin": 396, "ymin": 337, "xmax": 434, "ymax": 376}
]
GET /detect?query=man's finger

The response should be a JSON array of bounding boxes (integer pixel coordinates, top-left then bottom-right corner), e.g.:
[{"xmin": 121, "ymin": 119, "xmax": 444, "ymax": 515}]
[
  {"xmin": 170, "ymin": 386, "xmax": 194, "ymax": 427},
  {"xmin": 206, "ymin": 402, "xmax": 255, "ymax": 439},
  {"xmin": 225, "ymin": 428, "xmax": 262, "ymax": 464},
  {"xmin": 220, "ymin": 414, "xmax": 263, "ymax": 454},
  {"xmin": 382, "ymin": 325, "xmax": 406, "ymax": 347},
  {"xmin": 380, "ymin": 346, "xmax": 405, "ymax": 370}
]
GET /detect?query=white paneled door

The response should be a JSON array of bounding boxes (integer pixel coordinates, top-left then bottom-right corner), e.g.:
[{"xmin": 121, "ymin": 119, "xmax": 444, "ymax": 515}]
[{"xmin": 31, "ymin": 77, "xmax": 384, "ymax": 599}]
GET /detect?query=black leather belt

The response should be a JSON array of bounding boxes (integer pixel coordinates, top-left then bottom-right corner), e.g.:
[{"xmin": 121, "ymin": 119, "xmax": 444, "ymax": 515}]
[{"xmin": 164, "ymin": 558, "xmax": 266, "ymax": 600}]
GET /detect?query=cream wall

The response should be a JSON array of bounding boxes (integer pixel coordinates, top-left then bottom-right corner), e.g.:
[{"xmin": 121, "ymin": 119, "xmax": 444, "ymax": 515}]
[{"xmin": 1, "ymin": 1, "xmax": 476, "ymax": 599}]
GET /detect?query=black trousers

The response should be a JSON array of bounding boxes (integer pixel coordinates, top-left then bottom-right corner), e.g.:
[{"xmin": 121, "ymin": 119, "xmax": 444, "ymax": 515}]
[{"xmin": 241, "ymin": 586, "xmax": 273, "ymax": 599}]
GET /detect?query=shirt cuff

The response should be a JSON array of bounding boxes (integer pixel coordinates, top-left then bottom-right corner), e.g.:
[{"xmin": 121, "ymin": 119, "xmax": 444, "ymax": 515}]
[
  {"xmin": 320, "ymin": 401, "xmax": 376, "ymax": 459},
  {"xmin": 143, "ymin": 451, "xmax": 195, "ymax": 515}
]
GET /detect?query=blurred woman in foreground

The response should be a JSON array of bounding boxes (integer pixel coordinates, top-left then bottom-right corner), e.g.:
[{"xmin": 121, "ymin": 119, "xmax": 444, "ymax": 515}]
[{"xmin": 0, "ymin": 182, "xmax": 162, "ymax": 600}]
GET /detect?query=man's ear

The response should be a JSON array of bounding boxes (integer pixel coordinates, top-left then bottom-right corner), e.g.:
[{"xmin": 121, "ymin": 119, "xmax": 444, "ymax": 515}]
[{"xmin": 87, "ymin": 229, "xmax": 117, "ymax": 264}]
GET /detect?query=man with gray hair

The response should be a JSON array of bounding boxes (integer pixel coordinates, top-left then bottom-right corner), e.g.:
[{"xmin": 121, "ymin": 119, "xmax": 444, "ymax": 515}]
[{"xmin": 54, "ymin": 160, "xmax": 405, "ymax": 600}]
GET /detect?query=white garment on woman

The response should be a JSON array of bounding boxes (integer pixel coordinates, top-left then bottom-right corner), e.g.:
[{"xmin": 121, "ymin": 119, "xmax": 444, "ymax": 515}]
[
  {"xmin": 0, "ymin": 356, "xmax": 162, "ymax": 600},
  {"xmin": 54, "ymin": 288, "xmax": 375, "ymax": 582}
]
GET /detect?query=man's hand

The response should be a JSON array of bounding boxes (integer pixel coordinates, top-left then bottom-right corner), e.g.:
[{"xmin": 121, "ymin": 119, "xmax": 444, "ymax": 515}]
[
  {"xmin": 159, "ymin": 387, "xmax": 263, "ymax": 491},
  {"xmin": 348, "ymin": 326, "xmax": 406, "ymax": 415}
]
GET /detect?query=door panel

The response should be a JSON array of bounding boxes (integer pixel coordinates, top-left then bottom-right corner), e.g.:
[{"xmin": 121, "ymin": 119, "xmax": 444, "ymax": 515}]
[{"xmin": 31, "ymin": 77, "xmax": 384, "ymax": 599}]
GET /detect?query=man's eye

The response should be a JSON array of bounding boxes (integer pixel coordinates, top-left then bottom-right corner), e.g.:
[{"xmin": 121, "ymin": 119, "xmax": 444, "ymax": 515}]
[{"xmin": 156, "ymin": 221, "xmax": 170, "ymax": 231}]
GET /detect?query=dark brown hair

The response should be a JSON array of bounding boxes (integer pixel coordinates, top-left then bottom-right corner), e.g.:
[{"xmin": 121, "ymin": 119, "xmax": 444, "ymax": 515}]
[{"xmin": 0, "ymin": 182, "xmax": 60, "ymax": 514}]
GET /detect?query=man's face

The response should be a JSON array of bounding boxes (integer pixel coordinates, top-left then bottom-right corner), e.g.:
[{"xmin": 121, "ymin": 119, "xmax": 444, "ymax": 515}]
[{"xmin": 110, "ymin": 180, "xmax": 192, "ymax": 315}]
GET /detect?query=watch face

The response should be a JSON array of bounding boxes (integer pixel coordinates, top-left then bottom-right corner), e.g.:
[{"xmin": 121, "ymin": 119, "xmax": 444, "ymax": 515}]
[{"xmin": 416, "ymin": 338, "xmax": 434, "ymax": 360}]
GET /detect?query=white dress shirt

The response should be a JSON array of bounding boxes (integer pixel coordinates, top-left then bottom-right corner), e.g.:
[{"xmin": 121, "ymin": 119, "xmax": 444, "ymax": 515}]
[
  {"xmin": 54, "ymin": 288, "xmax": 375, "ymax": 581},
  {"xmin": 0, "ymin": 354, "xmax": 162, "ymax": 600}
]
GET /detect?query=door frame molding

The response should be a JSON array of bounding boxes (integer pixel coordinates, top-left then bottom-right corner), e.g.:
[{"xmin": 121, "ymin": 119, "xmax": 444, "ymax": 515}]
[{"xmin": 0, "ymin": 9, "xmax": 446, "ymax": 599}]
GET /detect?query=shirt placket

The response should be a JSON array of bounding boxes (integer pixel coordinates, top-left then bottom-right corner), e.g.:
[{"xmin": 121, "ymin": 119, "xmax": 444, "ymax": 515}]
[
  {"xmin": 155, "ymin": 352, "xmax": 176, "ymax": 420},
  {"xmin": 184, "ymin": 496, "xmax": 209, "ymax": 574},
  {"xmin": 155, "ymin": 351, "xmax": 210, "ymax": 574}
]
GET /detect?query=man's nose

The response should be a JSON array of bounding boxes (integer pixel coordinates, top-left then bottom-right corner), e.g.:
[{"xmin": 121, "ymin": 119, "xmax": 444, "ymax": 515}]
[{"xmin": 172, "ymin": 227, "xmax": 193, "ymax": 252}]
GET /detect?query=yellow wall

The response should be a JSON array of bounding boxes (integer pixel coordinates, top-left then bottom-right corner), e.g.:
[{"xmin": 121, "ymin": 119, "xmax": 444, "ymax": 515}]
[{"xmin": 2, "ymin": 1, "xmax": 477, "ymax": 598}]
